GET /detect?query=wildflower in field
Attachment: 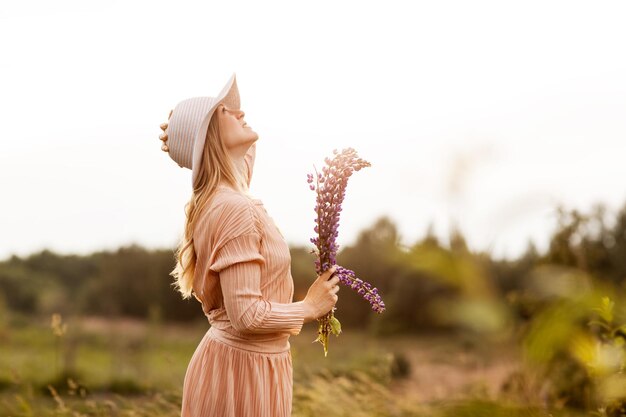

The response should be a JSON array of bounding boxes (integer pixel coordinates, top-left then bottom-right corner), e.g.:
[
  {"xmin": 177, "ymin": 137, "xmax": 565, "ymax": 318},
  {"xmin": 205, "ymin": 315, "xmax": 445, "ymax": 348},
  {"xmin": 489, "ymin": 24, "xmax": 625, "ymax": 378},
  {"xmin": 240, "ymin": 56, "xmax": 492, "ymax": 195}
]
[{"xmin": 308, "ymin": 148, "xmax": 385, "ymax": 356}]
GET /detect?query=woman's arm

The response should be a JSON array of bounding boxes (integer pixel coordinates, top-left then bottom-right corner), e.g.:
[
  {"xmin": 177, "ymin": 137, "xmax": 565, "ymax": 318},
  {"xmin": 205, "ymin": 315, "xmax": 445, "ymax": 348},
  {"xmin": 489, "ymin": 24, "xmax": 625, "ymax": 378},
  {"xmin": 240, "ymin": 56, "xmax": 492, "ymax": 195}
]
[
  {"xmin": 205, "ymin": 193, "xmax": 306, "ymax": 335},
  {"xmin": 220, "ymin": 259, "xmax": 306, "ymax": 335}
]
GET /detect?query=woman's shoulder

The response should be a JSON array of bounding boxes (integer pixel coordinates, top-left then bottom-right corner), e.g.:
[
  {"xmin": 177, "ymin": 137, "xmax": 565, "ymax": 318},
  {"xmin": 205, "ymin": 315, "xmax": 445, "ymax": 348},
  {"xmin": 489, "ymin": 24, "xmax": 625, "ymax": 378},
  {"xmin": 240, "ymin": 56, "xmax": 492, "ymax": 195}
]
[
  {"xmin": 202, "ymin": 186, "xmax": 262, "ymax": 229},
  {"xmin": 194, "ymin": 187, "xmax": 263, "ymax": 244},
  {"xmin": 210, "ymin": 186, "xmax": 257, "ymax": 213}
]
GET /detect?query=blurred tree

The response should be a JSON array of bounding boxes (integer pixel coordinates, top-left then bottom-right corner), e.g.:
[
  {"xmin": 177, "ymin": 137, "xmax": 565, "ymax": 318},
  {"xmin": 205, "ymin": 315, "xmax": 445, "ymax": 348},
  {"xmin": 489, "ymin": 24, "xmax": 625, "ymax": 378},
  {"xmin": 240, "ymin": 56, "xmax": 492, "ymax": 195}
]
[
  {"xmin": 80, "ymin": 245, "xmax": 199, "ymax": 321},
  {"xmin": 290, "ymin": 246, "xmax": 317, "ymax": 303},
  {"xmin": 0, "ymin": 261, "xmax": 46, "ymax": 314},
  {"xmin": 335, "ymin": 216, "xmax": 406, "ymax": 329},
  {"xmin": 544, "ymin": 202, "xmax": 626, "ymax": 286},
  {"xmin": 1, "ymin": 199, "xmax": 625, "ymax": 338},
  {"xmin": 608, "ymin": 204, "xmax": 626, "ymax": 284}
]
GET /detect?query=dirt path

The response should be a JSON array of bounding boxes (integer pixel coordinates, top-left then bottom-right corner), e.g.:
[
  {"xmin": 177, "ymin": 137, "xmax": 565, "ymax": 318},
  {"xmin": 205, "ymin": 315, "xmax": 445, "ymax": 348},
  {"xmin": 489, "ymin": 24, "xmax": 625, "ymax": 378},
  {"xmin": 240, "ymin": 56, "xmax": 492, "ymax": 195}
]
[{"xmin": 386, "ymin": 333, "xmax": 524, "ymax": 403}]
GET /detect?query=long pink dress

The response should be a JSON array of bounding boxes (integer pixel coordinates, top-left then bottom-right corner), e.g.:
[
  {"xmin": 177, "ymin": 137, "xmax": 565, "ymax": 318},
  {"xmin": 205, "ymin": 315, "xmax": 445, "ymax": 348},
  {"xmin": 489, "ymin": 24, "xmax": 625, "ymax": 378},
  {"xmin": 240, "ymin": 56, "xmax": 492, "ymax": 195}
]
[{"xmin": 181, "ymin": 143, "xmax": 306, "ymax": 417}]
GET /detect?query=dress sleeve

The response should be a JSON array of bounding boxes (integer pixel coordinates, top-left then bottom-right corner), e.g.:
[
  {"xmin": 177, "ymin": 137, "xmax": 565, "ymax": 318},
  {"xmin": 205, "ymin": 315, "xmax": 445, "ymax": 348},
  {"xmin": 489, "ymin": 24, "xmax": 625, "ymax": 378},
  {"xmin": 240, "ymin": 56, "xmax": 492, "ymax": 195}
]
[
  {"xmin": 208, "ymin": 197, "xmax": 305, "ymax": 336},
  {"xmin": 219, "ymin": 262, "xmax": 306, "ymax": 336}
]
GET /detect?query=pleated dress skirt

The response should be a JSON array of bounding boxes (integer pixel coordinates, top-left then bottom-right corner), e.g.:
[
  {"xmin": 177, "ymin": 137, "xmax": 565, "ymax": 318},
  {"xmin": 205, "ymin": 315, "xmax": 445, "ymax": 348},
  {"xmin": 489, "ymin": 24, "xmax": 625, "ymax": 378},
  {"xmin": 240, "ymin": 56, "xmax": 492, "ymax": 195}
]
[{"xmin": 181, "ymin": 326, "xmax": 294, "ymax": 417}]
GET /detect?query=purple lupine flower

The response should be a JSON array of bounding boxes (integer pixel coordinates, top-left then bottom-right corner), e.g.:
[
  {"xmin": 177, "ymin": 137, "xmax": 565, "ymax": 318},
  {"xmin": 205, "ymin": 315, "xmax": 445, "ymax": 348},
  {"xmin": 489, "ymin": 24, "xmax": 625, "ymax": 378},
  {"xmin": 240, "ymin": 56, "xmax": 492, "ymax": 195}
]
[
  {"xmin": 308, "ymin": 148, "xmax": 384, "ymax": 310},
  {"xmin": 307, "ymin": 148, "xmax": 385, "ymax": 355},
  {"xmin": 334, "ymin": 265, "xmax": 385, "ymax": 313}
]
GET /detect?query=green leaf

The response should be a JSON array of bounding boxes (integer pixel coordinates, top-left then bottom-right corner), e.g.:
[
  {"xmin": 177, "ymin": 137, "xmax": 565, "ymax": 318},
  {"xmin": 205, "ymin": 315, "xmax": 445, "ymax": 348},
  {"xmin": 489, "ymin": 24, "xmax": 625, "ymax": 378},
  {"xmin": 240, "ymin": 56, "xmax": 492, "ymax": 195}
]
[
  {"xmin": 329, "ymin": 316, "xmax": 342, "ymax": 336},
  {"xmin": 592, "ymin": 296, "xmax": 614, "ymax": 324}
]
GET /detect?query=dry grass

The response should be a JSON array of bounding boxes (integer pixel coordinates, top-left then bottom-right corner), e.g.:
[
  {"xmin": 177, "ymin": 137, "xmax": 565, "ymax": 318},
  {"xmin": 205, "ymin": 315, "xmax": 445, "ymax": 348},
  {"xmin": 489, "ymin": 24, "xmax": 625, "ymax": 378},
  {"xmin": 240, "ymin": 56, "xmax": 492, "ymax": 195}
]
[{"xmin": 0, "ymin": 316, "xmax": 579, "ymax": 416}]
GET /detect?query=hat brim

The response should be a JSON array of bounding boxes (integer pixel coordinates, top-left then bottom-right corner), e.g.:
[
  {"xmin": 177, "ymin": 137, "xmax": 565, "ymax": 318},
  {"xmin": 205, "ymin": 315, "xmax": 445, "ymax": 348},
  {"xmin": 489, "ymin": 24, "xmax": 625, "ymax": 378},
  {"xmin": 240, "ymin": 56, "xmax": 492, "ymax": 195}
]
[{"xmin": 191, "ymin": 73, "xmax": 240, "ymax": 187}]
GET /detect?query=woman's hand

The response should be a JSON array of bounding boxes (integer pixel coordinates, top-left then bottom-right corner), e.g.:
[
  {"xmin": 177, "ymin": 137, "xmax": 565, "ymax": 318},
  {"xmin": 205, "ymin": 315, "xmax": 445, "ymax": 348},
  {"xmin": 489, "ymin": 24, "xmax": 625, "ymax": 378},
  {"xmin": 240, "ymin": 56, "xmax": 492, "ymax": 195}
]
[{"xmin": 302, "ymin": 266, "xmax": 340, "ymax": 323}]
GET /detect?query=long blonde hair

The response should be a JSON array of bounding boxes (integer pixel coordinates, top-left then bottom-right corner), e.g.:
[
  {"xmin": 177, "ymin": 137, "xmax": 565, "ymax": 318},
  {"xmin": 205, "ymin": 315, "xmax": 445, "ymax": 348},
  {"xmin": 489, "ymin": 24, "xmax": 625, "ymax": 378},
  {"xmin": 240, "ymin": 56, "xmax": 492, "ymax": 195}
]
[{"xmin": 170, "ymin": 108, "xmax": 251, "ymax": 299}]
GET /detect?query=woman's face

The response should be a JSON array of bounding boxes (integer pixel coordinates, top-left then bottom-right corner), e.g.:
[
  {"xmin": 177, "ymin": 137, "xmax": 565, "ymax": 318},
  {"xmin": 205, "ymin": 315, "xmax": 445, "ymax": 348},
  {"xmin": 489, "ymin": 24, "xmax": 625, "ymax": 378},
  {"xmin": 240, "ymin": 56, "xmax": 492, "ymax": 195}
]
[{"xmin": 217, "ymin": 103, "xmax": 258, "ymax": 152}]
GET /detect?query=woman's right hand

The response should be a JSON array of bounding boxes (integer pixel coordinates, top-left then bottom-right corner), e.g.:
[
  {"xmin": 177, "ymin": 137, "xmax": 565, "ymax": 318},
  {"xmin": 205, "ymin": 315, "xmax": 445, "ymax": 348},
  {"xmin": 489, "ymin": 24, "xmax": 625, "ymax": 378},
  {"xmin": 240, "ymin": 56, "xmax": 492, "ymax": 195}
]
[{"xmin": 302, "ymin": 265, "xmax": 340, "ymax": 323}]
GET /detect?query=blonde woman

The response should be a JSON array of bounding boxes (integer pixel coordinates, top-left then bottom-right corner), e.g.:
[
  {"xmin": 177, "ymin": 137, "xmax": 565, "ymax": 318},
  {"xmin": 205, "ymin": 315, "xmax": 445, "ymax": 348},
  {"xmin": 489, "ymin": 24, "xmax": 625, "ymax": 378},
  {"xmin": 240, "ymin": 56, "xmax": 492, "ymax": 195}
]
[{"xmin": 159, "ymin": 73, "xmax": 340, "ymax": 417}]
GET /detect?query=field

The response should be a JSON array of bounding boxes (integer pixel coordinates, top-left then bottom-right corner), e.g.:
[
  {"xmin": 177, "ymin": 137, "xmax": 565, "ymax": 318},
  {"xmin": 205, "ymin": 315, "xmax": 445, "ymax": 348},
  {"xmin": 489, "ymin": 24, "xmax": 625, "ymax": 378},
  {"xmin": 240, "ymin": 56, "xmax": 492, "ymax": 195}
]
[{"xmin": 0, "ymin": 314, "xmax": 590, "ymax": 416}]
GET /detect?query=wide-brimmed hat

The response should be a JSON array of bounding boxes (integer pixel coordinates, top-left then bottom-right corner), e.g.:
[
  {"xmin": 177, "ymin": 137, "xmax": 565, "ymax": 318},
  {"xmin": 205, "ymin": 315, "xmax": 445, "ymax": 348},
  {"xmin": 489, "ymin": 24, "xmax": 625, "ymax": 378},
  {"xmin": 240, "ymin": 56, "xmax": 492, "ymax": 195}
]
[{"xmin": 158, "ymin": 72, "xmax": 240, "ymax": 187}]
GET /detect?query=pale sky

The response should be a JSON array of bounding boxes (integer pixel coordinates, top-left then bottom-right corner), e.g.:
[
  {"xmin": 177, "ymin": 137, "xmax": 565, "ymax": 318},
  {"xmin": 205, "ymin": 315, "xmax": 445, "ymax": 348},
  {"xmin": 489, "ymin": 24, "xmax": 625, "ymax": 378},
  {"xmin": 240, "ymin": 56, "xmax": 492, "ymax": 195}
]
[{"xmin": 1, "ymin": 0, "xmax": 625, "ymax": 261}]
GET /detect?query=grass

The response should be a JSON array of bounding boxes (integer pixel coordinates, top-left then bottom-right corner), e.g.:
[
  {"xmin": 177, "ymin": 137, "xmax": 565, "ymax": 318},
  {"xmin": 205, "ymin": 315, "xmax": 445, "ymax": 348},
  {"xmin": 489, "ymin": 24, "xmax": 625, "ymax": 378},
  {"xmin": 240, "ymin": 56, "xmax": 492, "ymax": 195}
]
[{"xmin": 0, "ymin": 314, "xmax": 582, "ymax": 416}]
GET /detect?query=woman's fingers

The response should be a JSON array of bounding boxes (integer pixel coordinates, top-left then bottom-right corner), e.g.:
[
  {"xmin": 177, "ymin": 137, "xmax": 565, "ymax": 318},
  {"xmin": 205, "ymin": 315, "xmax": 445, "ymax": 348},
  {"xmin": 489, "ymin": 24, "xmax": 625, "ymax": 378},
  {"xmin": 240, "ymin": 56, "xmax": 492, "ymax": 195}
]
[
  {"xmin": 323, "ymin": 276, "xmax": 339, "ymax": 289},
  {"xmin": 318, "ymin": 265, "xmax": 337, "ymax": 281}
]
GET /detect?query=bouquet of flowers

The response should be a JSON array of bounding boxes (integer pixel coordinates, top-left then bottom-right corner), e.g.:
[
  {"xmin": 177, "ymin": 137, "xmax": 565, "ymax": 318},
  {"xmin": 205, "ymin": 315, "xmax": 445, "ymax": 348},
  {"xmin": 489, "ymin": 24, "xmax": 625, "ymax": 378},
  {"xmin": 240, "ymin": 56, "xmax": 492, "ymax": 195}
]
[{"xmin": 307, "ymin": 148, "xmax": 386, "ymax": 356}]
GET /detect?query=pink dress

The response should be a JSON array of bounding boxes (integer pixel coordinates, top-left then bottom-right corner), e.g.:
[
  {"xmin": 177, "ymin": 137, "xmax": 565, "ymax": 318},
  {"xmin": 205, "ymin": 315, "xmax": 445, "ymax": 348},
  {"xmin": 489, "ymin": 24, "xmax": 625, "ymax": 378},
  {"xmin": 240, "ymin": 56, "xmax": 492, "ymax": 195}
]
[{"xmin": 181, "ymin": 143, "xmax": 306, "ymax": 417}]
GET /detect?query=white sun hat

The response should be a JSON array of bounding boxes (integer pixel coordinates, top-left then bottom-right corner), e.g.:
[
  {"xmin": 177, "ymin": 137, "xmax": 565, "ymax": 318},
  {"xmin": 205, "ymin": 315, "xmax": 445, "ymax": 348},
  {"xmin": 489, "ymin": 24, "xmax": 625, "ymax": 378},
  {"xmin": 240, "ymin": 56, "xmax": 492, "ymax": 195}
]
[{"xmin": 158, "ymin": 72, "xmax": 240, "ymax": 188}]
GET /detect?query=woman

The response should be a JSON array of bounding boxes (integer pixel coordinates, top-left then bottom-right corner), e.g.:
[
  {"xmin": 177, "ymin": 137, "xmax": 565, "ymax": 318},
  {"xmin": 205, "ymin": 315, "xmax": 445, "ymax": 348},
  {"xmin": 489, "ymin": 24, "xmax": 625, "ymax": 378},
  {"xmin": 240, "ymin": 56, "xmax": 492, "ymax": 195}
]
[{"xmin": 158, "ymin": 73, "xmax": 341, "ymax": 417}]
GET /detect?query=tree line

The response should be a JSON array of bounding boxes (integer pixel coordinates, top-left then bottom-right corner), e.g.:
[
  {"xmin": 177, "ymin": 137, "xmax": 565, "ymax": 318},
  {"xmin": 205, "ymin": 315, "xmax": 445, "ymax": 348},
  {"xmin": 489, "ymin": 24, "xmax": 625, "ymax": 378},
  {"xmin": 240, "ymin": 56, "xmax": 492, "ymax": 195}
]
[{"xmin": 1, "ymin": 201, "xmax": 625, "ymax": 334}]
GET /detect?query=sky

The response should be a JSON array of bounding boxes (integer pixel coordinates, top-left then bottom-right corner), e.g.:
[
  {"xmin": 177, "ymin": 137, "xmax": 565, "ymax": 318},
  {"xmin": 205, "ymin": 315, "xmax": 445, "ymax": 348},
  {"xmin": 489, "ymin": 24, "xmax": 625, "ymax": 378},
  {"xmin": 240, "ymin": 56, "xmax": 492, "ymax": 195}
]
[{"xmin": 1, "ymin": 0, "xmax": 625, "ymax": 261}]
